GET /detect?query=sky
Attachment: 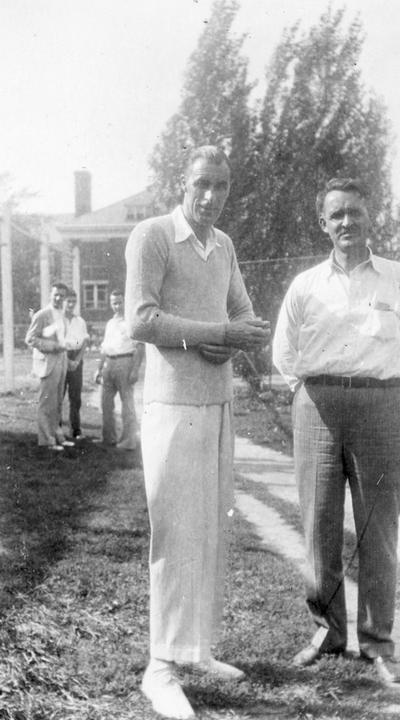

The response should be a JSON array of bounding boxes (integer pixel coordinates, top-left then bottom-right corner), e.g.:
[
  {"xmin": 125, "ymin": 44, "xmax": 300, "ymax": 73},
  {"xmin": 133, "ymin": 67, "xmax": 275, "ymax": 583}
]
[{"xmin": 1, "ymin": 0, "xmax": 400, "ymax": 215}]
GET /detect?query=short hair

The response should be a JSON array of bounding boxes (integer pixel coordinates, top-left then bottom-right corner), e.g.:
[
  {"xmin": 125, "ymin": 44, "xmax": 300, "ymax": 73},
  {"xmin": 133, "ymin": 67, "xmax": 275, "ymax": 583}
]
[
  {"xmin": 184, "ymin": 145, "xmax": 231, "ymax": 176},
  {"xmin": 66, "ymin": 288, "xmax": 77, "ymax": 299},
  {"xmin": 316, "ymin": 178, "xmax": 368, "ymax": 218},
  {"xmin": 51, "ymin": 281, "xmax": 68, "ymax": 294},
  {"xmin": 110, "ymin": 288, "xmax": 124, "ymax": 297}
]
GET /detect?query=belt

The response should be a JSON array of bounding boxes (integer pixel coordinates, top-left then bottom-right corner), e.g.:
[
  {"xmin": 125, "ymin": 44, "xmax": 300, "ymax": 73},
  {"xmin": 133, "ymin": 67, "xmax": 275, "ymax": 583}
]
[
  {"xmin": 106, "ymin": 353, "xmax": 133, "ymax": 359},
  {"xmin": 305, "ymin": 375, "xmax": 400, "ymax": 389}
]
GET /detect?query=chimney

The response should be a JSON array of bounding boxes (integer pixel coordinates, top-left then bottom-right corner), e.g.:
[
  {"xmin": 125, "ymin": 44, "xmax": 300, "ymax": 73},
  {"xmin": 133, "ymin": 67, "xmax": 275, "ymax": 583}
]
[{"xmin": 74, "ymin": 169, "xmax": 92, "ymax": 216}]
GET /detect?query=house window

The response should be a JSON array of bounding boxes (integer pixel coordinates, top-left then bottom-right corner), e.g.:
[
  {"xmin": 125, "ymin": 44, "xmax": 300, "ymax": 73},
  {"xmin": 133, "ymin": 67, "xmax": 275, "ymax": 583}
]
[{"xmin": 83, "ymin": 282, "xmax": 109, "ymax": 310}]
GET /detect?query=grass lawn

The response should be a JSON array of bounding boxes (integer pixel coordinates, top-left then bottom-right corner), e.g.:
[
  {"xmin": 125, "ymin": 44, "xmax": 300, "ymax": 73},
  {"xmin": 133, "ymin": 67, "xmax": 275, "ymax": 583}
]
[{"xmin": 0, "ymin": 351, "xmax": 400, "ymax": 718}]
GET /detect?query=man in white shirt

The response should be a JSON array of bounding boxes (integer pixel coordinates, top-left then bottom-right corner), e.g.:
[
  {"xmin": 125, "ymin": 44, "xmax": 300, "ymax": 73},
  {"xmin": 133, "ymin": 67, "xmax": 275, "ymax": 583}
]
[
  {"xmin": 273, "ymin": 178, "xmax": 400, "ymax": 685},
  {"xmin": 26, "ymin": 281, "xmax": 73, "ymax": 451},
  {"xmin": 95, "ymin": 289, "xmax": 144, "ymax": 450},
  {"xmin": 63, "ymin": 289, "xmax": 89, "ymax": 439}
]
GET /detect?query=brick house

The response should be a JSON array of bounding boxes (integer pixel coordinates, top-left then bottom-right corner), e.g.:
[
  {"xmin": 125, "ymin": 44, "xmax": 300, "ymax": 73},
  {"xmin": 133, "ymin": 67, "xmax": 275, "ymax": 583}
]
[{"xmin": 54, "ymin": 170, "xmax": 157, "ymax": 339}]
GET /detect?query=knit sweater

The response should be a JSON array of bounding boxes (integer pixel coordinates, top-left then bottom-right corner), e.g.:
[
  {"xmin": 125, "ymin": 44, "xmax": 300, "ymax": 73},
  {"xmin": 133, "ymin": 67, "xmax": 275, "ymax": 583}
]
[{"xmin": 125, "ymin": 207, "xmax": 254, "ymax": 405}]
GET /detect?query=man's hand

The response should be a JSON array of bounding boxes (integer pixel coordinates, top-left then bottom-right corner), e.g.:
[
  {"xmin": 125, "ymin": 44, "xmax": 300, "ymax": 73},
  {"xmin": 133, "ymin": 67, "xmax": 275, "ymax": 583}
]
[
  {"xmin": 199, "ymin": 344, "xmax": 235, "ymax": 365},
  {"xmin": 224, "ymin": 319, "xmax": 270, "ymax": 350},
  {"xmin": 68, "ymin": 359, "xmax": 79, "ymax": 372},
  {"xmin": 128, "ymin": 370, "xmax": 139, "ymax": 384},
  {"xmin": 94, "ymin": 369, "xmax": 102, "ymax": 385}
]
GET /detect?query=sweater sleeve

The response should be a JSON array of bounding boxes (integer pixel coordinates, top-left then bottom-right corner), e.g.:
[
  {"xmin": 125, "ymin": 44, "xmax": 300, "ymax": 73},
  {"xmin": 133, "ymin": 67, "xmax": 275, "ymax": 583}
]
[
  {"xmin": 125, "ymin": 219, "xmax": 226, "ymax": 347},
  {"xmin": 225, "ymin": 237, "xmax": 255, "ymax": 322}
]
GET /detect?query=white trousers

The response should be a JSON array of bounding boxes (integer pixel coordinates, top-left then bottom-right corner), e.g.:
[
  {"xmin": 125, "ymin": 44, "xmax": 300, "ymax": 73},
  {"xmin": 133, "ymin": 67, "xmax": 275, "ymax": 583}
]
[{"xmin": 141, "ymin": 402, "xmax": 234, "ymax": 664}]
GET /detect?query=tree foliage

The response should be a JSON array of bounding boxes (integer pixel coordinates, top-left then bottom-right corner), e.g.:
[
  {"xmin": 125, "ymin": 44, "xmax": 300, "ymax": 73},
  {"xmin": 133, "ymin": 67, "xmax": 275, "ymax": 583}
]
[
  {"xmin": 150, "ymin": 3, "xmax": 394, "ymax": 342},
  {"xmin": 149, "ymin": 0, "xmax": 256, "ymax": 241},
  {"xmin": 252, "ymin": 7, "xmax": 392, "ymax": 261}
]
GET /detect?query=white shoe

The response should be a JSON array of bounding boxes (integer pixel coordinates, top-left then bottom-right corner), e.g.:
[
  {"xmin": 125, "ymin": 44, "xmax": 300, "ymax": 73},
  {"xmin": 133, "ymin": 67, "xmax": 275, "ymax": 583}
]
[
  {"xmin": 46, "ymin": 444, "xmax": 64, "ymax": 452},
  {"xmin": 141, "ymin": 661, "xmax": 195, "ymax": 719},
  {"xmin": 196, "ymin": 657, "xmax": 245, "ymax": 680},
  {"xmin": 61, "ymin": 440, "xmax": 75, "ymax": 447}
]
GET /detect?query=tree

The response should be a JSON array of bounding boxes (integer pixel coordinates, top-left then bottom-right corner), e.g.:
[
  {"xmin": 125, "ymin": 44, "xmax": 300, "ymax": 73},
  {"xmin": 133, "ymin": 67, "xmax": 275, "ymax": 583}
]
[
  {"xmin": 149, "ymin": 0, "xmax": 256, "ymax": 248},
  {"xmin": 241, "ymin": 7, "xmax": 394, "ymax": 333},
  {"xmin": 254, "ymin": 7, "xmax": 392, "ymax": 261}
]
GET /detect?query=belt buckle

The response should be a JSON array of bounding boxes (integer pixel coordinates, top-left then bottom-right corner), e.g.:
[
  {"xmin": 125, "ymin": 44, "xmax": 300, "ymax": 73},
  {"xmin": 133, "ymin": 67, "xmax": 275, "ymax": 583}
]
[{"xmin": 342, "ymin": 376, "xmax": 352, "ymax": 389}]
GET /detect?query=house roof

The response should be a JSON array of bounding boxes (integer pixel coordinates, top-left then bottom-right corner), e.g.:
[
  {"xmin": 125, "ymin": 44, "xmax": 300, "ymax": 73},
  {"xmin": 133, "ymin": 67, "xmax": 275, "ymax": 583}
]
[{"xmin": 57, "ymin": 188, "xmax": 156, "ymax": 229}]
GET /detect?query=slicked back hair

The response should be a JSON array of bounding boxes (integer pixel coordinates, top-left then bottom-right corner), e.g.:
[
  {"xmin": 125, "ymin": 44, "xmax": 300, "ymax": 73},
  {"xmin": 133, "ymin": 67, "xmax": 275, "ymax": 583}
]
[
  {"xmin": 184, "ymin": 145, "xmax": 231, "ymax": 177},
  {"xmin": 316, "ymin": 178, "xmax": 368, "ymax": 218},
  {"xmin": 51, "ymin": 281, "xmax": 68, "ymax": 294},
  {"xmin": 110, "ymin": 289, "xmax": 124, "ymax": 298}
]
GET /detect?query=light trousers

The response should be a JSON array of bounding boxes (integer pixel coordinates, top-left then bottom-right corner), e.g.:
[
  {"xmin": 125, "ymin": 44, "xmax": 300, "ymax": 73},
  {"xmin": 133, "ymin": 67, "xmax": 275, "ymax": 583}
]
[
  {"xmin": 37, "ymin": 354, "xmax": 68, "ymax": 446},
  {"xmin": 141, "ymin": 401, "xmax": 234, "ymax": 664},
  {"xmin": 101, "ymin": 356, "xmax": 138, "ymax": 449},
  {"xmin": 293, "ymin": 382, "xmax": 400, "ymax": 658}
]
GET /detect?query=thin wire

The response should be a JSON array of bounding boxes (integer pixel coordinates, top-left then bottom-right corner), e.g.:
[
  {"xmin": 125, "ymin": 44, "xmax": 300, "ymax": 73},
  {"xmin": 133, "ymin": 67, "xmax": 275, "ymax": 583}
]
[{"xmin": 239, "ymin": 253, "xmax": 327, "ymax": 266}]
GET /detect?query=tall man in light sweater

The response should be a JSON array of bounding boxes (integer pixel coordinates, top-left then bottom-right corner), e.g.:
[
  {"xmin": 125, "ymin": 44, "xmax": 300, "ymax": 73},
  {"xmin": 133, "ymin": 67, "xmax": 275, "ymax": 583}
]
[{"xmin": 125, "ymin": 145, "xmax": 269, "ymax": 719}]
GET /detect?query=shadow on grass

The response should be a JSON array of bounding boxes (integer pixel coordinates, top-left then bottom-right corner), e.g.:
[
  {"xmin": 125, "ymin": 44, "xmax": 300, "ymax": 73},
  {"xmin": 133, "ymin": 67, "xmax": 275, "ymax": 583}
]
[{"xmin": 0, "ymin": 429, "xmax": 138, "ymax": 610}]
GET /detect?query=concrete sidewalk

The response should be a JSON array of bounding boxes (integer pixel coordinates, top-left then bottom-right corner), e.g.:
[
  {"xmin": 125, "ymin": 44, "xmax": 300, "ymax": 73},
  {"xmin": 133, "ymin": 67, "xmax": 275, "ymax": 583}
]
[{"xmin": 234, "ymin": 435, "xmax": 400, "ymax": 656}]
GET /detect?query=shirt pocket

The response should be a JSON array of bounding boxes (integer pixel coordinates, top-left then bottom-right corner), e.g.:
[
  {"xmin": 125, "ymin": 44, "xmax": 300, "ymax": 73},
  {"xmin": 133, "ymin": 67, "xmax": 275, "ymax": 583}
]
[{"xmin": 361, "ymin": 308, "xmax": 398, "ymax": 339}]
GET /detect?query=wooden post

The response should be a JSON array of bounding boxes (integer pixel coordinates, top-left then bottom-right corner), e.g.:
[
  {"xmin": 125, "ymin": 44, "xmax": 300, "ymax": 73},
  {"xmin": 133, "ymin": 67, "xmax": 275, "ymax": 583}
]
[
  {"xmin": 72, "ymin": 244, "xmax": 81, "ymax": 313},
  {"xmin": 39, "ymin": 223, "xmax": 50, "ymax": 307},
  {"xmin": 0, "ymin": 204, "xmax": 14, "ymax": 392}
]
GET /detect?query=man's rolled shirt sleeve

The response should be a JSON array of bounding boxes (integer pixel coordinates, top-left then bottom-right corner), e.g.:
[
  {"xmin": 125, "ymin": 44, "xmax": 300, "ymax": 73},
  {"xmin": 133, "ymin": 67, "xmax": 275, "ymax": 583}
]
[
  {"xmin": 273, "ymin": 280, "xmax": 302, "ymax": 391},
  {"xmin": 226, "ymin": 252, "xmax": 255, "ymax": 322}
]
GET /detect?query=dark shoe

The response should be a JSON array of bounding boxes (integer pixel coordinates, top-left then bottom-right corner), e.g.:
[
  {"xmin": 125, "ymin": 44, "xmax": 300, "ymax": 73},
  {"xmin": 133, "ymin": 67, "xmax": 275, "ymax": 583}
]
[{"xmin": 374, "ymin": 656, "xmax": 400, "ymax": 685}]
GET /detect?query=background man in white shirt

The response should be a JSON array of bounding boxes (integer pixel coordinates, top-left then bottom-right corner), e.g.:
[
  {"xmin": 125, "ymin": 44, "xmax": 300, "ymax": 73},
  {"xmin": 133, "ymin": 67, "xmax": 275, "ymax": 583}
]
[
  {"xmin": 63, "ymin": 289, "xmax": 89, "ymax": 440},
  {"xmin": 273, "ymin": 177, "xmax": 400, "ymax": 685},
  {"xmin": 95, "ymin": 289, "xmax": 144, "ymax": 450}
]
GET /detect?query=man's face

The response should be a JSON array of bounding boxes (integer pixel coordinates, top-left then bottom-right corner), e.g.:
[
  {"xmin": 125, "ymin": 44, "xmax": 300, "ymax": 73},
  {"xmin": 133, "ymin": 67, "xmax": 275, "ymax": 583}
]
[
  {"xmin": 50, "ymin": 286, "xmax": 67, "ymax": 310},
  {"xmin": 110, "ymin": 294, "xmax": 124, "ymax": 316},
  {"xmin": 64, "ymin": 296, "xmax": 77, "ymax": 316},
  {"xmin": 181, "ymin": 158, "xmax": 231, "ymax": 231},
  {"xmin": 319, "ymin": 190, "xmax": 370, "ymax": 255}
]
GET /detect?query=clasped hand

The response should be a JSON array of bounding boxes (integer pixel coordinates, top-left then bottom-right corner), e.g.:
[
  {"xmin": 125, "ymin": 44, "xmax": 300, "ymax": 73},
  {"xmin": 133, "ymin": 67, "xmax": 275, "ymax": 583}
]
[
  {"xmin": 224, "ymin": 318, "xmax": 270, "ymax": 350},
  {"xmin": 199, "ymin": 319, "xmax": 270, "ymax": 365}
]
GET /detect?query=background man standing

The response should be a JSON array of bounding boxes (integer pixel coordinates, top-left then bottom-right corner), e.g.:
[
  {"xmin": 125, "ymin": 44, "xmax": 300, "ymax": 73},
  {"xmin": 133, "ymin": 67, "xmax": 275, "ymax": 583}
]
[
  {"xmin": 25, "ymin": 280, "xmax": 73, "ymax": 451},
  {"xmin": 95, "ymin": 289, "xmax": 144, "ymax": 450},
  {"xmin": 125, "ymin": 145, "xmax": 268, "ymax": 719},
  {"xmin": 63, "ymin": 289, "xmax": 89, "ymax": 440},
  {"xmin": 273, "ymin": 177, "xmax": 400, "ymax": 685}
]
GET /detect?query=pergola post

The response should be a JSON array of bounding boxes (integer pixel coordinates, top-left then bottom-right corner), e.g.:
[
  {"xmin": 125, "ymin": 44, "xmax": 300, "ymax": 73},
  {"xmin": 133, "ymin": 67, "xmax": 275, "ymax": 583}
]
[{"xmin": 0, "ymin": 204, "xmax": 14, "ymax": 391}]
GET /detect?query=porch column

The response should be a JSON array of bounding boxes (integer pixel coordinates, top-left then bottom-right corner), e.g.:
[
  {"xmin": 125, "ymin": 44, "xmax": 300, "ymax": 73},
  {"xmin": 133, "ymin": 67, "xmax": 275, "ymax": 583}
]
[{"xmin": 72, "ymin": 243, "xmax": 81, "ymax": 313}]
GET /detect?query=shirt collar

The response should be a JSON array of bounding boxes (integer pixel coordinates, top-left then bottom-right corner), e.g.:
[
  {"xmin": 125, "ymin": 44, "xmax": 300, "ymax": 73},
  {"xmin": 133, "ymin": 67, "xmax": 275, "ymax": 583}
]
[
  {"xmin": 171, "ymin": 205, "xmax": 220, "ymax": 247},
  {"xmin": 327, "ymin": 248, "xmax": 379, "ymax": 276}
]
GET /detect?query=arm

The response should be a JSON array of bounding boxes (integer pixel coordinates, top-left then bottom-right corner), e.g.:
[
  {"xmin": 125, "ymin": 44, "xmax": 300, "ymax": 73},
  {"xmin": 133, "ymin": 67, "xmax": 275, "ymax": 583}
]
[
  {"xmin": 25, "ymin": 311, "xmax": 63, "ymax": 353},
  {"xmin": 272, "ymin": 281, "xmax": 302, "ymax": 391},
  {"xmin": 125, "ymin": 221, "xmax": 226, "ymax": 347},
  {"xmin": 125, "ymin": 220, "xmax": 269, "ymax": 352},
  {"xmin": 67, "ymin": 319, "xmax": 90, "ymax": 370},
  {"xmin": 199, "ymin": 246, "xmax": 269, "ymax": 362},
  {"xmin": 128, "ymin": 342, "xmax": 145, "ymax": 384},
  {"xmin": 68, "ymin": 338, "xmax": 88, "ymax": 371}
]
